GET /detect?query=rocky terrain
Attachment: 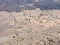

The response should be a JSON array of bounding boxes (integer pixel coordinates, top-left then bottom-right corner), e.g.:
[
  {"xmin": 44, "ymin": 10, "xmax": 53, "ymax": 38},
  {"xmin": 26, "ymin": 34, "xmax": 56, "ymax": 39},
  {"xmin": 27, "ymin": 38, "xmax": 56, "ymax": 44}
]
[{"xmin": 0, "ymin": 8, "xmax": 60, "ymax": 45}]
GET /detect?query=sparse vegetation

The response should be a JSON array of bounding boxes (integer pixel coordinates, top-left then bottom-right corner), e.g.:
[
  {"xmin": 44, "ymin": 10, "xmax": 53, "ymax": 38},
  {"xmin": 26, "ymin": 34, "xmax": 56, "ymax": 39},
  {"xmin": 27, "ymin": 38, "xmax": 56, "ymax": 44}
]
[{"xmin": 0, "ymin": 9, "xmax": 60, "ymax": 45}]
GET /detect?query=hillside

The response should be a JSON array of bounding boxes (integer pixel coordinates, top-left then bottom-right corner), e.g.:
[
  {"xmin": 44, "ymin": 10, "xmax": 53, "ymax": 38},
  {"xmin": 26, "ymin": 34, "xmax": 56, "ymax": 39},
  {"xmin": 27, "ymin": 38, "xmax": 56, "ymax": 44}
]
[
  {"xmin": 0, "ymin": 8, "xmax": 60, "ymax": 45},
  {"xmin": 0, "ymin": 0, "xmax": 60, "ymax": 11}
]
